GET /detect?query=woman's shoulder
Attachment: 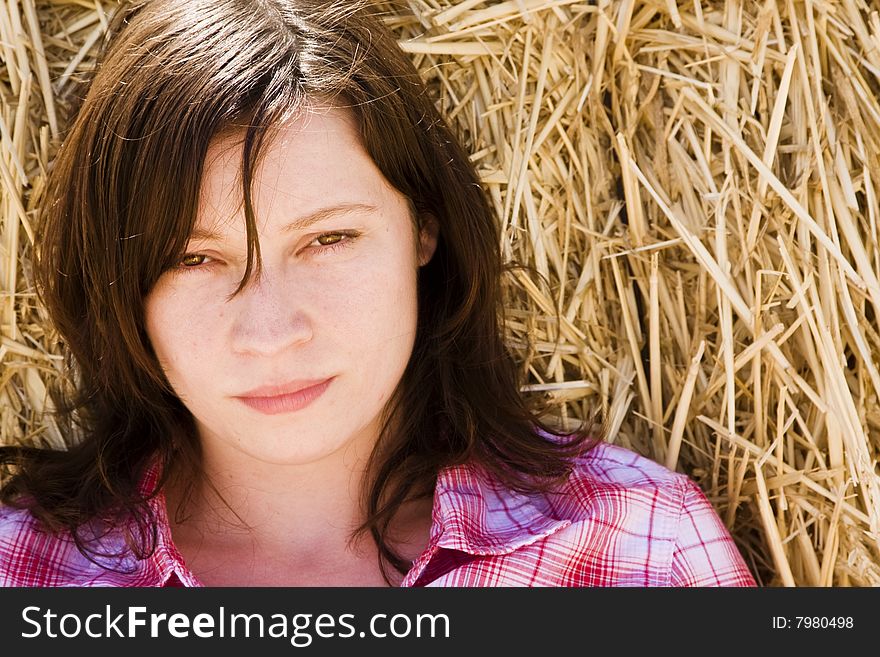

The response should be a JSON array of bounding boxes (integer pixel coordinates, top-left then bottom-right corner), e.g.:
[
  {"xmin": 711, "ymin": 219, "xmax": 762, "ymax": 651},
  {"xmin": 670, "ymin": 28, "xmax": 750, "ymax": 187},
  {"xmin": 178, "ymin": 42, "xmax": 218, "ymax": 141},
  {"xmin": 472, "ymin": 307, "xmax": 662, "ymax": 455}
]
[
  {"xmin": 555, "ymin": 441, "xmax": 726, "ymax": 532},
  {"xmin": 0, "ymin": 503, "xmax": 83, "ymax": 586},
  {"xmin": 0, "ymin": 503, "xmax": 141, "ymax": 587},
  {"xmin": 571, "ymin": 440, "xmax": 692, "ymax": 491},
  {"xmin": 544, "ymin": 441, "xmax": 707, "ymax": 533},
  {"xmin": 451, "ymin": 439, "xmax": 703, "ymax": 528},
  {"xmin": 0, "ymin": 504, "xmax": 55, "ymax": 585},
  {"xmin": 551, "ymin": 441, "xmax": 755, "ymax": 585},
  {"xmin": 431, "ymin": 439, "xmax": 755, "ymax": 586}
]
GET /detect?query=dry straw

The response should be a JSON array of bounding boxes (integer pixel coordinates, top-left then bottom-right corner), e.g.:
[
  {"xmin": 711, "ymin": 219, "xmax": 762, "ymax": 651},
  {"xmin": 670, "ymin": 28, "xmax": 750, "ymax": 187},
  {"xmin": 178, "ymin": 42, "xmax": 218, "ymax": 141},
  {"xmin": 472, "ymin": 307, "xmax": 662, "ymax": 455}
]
[{"xmin": 2, "ymin": 0, "xmax": 879, "ymax": 586}]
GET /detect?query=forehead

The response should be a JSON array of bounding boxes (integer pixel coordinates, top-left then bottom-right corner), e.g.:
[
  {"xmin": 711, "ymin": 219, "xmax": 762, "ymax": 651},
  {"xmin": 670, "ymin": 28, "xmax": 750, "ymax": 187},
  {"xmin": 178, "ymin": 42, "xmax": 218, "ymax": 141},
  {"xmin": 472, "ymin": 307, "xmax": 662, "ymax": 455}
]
[{"xmin": 195, "ymin": 107, "xmax": 403, "ymax": 233}]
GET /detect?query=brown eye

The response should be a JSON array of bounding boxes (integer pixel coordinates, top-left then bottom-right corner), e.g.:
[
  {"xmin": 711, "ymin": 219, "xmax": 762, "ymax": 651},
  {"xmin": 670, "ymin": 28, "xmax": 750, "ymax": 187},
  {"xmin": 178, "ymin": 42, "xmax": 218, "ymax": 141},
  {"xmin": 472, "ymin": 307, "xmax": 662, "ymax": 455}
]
[
  {"xmin": 181, "ymin": 254, "xmax": 207, "ymax": 267},
  {"xmin": 316, "ymin": 233, "xmax": 344, "ymax": 246}
]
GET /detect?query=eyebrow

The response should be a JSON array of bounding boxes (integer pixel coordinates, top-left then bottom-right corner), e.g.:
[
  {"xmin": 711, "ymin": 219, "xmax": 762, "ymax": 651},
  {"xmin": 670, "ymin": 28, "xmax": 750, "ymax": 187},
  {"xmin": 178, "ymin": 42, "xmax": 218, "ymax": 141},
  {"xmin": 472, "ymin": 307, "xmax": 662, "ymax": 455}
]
[{"xmin": 188, "ymin": 202, "xmax": 380, "ymax": 242}]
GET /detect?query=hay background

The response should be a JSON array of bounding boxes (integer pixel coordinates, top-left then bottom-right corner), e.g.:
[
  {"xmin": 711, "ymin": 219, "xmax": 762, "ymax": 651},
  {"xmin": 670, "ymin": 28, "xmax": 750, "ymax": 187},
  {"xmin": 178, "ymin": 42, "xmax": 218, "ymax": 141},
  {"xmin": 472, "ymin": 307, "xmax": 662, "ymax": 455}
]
[{"xmin": 3, "ymin": 0, "xmax": 880, "ymax": 586}]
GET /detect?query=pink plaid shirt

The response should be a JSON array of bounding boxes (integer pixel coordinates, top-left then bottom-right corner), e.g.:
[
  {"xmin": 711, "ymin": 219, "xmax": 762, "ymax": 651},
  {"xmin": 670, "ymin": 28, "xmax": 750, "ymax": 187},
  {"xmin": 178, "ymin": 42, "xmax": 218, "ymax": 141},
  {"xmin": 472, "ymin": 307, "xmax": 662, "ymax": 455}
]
[{"xmin": 0, "ymin": 442, "xmax": 755, "ymax": 586}]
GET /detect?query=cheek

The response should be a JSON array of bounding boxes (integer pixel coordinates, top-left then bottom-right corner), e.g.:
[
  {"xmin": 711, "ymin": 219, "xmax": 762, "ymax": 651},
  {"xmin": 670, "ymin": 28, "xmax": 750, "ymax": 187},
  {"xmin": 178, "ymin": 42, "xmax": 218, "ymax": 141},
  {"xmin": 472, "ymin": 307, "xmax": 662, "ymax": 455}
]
[
  {"xmin": 349, "ymin": 259, "xmax": 417, "ymax": 323},
  {"xmin": 144, "ymin": 288, "xmax": 215, "ymax": 378},
  {"xmin": 345, "ymin": 265, "xmax": 419, "ymax": 366}
]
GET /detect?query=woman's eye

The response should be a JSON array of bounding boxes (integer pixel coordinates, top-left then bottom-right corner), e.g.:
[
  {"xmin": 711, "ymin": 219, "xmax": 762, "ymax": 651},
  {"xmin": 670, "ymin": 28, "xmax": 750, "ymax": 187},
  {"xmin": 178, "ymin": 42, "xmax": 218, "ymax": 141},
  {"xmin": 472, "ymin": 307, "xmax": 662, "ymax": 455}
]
[
  {"xmin": 311, "ymin": 232, "xmax": 359, "ymax": 252},
  {"xmin": 316, "ymin": 233, "xmax": 344, "ymax": 246},
  {"xmin": 180, "ymin": 253, "xmax": 209, "ymax": 267}
]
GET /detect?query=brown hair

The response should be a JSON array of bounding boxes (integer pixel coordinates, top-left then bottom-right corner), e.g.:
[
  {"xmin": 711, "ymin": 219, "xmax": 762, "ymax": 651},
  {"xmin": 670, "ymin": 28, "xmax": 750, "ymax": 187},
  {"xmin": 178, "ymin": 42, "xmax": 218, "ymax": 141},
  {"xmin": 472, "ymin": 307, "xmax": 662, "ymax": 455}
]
[{"xmin": 0, "ymin": 0, "xmax": 598, "ymax": 583}]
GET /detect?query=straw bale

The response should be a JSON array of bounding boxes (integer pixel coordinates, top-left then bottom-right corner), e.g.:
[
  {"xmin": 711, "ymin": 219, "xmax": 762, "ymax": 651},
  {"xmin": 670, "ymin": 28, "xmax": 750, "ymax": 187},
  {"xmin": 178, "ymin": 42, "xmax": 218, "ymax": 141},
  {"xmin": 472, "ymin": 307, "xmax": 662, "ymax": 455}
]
[{"xmin": 3, "ymin": 0, "xmax": 880, "ymax": 586}]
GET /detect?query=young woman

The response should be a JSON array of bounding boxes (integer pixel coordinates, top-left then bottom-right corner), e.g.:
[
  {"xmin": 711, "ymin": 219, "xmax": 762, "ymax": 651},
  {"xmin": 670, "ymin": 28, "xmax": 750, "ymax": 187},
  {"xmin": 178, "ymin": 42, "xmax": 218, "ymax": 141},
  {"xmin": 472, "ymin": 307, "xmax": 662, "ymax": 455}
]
[{"xmin": 0, "ymin": 0, "xmax": 755, "ymax": 587}]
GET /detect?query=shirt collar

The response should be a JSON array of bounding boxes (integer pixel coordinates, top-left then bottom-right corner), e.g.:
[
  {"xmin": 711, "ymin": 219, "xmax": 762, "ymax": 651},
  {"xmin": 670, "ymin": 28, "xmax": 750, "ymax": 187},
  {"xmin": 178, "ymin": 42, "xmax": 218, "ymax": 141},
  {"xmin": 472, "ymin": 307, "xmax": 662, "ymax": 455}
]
[
  {"xmin": 138, "ymin": 457, "xmax": 203, "ymax": 587},
  {"xmin": 429, "ymin": 461, "xmax": 572, "ymax": 555}
]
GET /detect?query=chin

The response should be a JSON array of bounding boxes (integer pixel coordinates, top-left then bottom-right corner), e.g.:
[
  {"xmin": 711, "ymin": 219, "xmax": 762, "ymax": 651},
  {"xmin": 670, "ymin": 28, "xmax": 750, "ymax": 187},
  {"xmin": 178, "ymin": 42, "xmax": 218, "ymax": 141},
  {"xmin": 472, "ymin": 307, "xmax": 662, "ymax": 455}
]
[{"xmin": 231, "ymin": 433, "xmax": 357, "ymax": 467}]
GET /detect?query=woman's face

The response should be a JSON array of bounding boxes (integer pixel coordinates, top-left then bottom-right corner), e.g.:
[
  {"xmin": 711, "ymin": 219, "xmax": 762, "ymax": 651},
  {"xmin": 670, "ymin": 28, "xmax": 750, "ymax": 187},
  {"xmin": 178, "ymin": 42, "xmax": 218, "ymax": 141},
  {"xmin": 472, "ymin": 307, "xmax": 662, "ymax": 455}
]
[{"xmin": 144, "ymin": 107, "xmax": 437, "ymax": 468}]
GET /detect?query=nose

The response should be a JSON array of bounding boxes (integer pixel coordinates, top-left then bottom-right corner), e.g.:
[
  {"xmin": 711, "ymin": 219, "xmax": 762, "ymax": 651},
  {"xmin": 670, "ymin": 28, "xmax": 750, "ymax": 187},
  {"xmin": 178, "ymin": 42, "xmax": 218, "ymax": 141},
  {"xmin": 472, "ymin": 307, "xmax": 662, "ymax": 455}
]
[{"xmin": 229, "ymin": 265, "xmax": 313, "ymax": 356}]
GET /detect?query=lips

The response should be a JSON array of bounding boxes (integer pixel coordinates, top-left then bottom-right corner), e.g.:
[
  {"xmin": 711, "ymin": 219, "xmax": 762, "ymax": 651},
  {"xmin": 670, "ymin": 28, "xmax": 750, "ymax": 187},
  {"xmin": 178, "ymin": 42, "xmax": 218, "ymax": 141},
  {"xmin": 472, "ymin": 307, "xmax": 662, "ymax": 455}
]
[{"xmin": 234, "ymin": 377, "xmax": 334, "ymax": 415}]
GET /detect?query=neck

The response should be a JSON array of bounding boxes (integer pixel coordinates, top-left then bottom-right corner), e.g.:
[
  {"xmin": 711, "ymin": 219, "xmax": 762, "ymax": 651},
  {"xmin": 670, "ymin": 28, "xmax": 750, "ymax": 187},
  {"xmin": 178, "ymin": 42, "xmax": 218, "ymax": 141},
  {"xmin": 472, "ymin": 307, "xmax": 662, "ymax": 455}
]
[{"xmin": 163, "ymin": 428, "xmax": 435, "ymax": 586}]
